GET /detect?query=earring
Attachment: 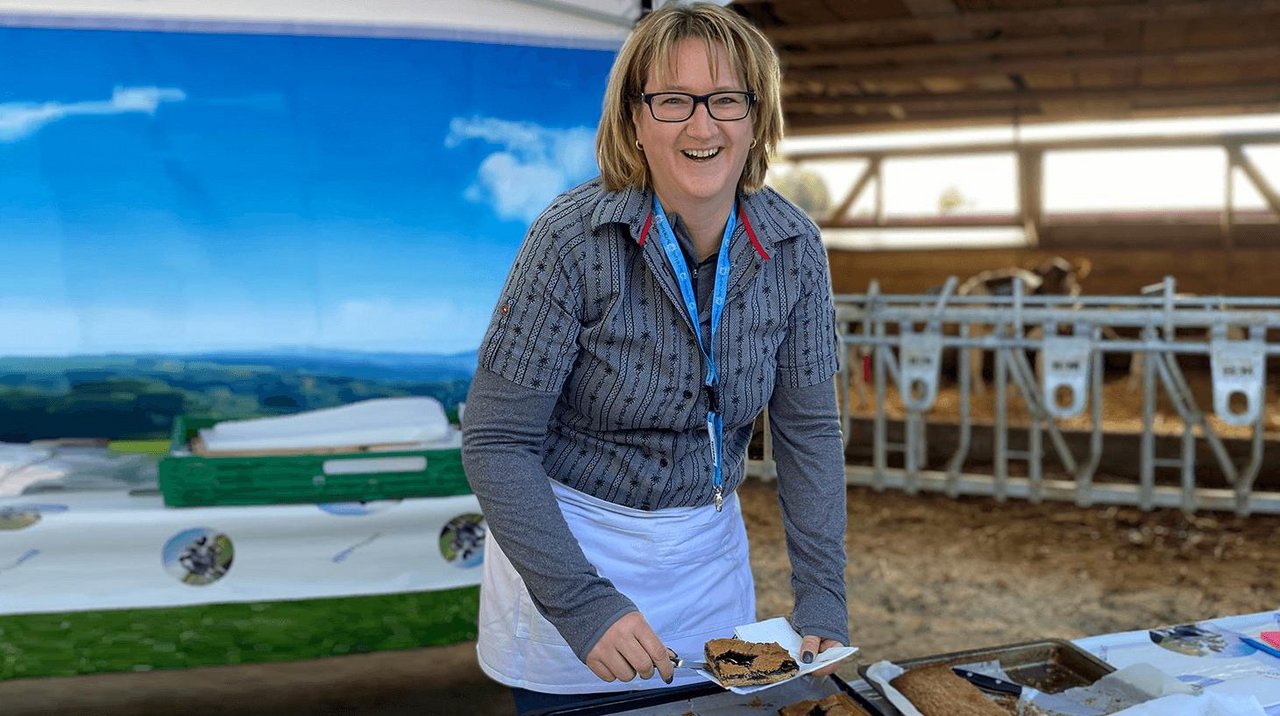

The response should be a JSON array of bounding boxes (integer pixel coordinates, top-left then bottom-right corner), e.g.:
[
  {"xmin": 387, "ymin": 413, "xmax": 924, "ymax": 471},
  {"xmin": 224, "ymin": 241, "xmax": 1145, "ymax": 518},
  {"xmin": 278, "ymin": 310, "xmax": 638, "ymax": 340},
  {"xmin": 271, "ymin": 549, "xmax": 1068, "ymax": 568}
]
[
  {"xmin": 635, "ymin": 139, "xmax": 644, "ymax": 151},
  {"xmin": 750, "ymin": 138, "xmax": 758, "ymax": 149}
]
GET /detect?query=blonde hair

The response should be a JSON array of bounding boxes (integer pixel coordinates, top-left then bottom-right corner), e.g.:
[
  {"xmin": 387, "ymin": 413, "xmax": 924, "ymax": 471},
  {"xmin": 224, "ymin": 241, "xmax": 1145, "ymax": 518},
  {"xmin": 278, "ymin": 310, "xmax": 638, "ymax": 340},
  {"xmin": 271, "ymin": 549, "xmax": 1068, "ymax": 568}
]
[{"xmin": 596, "ymin": 3, "xmax": 782, "ymax": 193}]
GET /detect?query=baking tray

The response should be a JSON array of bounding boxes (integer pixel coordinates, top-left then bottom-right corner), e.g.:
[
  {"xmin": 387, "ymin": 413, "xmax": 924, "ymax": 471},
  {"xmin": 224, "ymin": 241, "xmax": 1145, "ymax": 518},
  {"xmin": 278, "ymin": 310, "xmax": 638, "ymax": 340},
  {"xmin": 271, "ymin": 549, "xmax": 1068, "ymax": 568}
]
[
  {"xmin": 532, "ymin": 673, "xmax": 887, "ymax": 715},
  {"xmin": 859, "ymin": 638, "xmax": 1114, "ymax": 695}
]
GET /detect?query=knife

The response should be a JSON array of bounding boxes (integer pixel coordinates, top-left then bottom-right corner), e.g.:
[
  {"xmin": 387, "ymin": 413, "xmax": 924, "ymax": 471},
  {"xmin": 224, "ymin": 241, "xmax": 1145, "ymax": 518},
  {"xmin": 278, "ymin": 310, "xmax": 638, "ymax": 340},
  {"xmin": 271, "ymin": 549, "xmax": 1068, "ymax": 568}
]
[
  {"xmin": 666, "ymin": 648, "xmax": 710, "ymax": 671},
  {"xmin": 951, "ymin": 667, "xmax": 1023, "ymax": 696}
]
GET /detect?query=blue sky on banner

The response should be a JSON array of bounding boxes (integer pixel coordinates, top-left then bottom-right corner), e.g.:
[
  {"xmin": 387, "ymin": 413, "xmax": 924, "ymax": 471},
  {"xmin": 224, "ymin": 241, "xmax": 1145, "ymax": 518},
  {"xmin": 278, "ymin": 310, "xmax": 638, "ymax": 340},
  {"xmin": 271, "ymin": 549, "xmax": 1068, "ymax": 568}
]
[{"xmin": 0, "ymin": 26, "xmax": 612, "ymax": 356}]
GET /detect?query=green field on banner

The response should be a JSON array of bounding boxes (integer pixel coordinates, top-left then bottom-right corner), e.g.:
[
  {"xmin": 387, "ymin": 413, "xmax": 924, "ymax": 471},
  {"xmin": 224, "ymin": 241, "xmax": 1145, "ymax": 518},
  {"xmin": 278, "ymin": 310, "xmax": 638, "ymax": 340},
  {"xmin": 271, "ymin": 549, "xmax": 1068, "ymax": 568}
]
[{"xmin": 0, "ymin": 587, "xmax": 479, "ymax": 679}]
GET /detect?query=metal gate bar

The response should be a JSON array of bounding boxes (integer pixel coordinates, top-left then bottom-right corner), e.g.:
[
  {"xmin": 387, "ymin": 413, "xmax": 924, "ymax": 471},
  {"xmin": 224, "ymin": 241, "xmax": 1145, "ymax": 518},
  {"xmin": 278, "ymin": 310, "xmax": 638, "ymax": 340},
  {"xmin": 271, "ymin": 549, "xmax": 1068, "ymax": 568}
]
[{"xmin": 748, "ymin": 277, "xmax": 1280, "ymax": 516}]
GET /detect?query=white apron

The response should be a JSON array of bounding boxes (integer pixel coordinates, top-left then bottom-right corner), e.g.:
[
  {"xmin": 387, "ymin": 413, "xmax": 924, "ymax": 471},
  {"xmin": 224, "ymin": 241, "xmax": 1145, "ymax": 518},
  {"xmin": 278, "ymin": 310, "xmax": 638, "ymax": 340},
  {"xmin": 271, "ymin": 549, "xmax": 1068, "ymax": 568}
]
[{"xmin": 476, "ymin": 479, "xmax": 755, "ymax": 693}]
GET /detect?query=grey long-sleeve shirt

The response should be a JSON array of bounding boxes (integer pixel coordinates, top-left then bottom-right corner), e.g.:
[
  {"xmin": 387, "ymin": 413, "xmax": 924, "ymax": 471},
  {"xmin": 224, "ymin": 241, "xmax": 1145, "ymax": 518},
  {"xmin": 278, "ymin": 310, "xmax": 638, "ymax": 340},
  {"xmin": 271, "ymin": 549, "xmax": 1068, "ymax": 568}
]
[
  {"xmin": 464, "ymin": 368, "xmax": 847, "ymax": 662},
  {"xmin": 462, "ymin": 178, "xmax": 848, "ymax": 663}
]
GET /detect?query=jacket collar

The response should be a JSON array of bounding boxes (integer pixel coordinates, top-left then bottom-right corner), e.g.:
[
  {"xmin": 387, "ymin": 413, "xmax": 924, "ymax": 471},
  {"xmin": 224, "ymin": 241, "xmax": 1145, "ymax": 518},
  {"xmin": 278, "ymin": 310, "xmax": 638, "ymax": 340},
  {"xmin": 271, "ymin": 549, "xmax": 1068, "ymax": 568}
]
[{"xmin": 589, "ymin": 182, "xmax": 805, "ymax": 251}]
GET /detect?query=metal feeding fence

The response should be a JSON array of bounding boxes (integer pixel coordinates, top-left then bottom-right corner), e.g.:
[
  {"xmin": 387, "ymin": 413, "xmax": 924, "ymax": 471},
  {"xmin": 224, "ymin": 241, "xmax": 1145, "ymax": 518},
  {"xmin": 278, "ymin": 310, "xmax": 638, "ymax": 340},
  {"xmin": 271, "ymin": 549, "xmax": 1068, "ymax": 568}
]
[{"xmin": 748, "ymin": 277, "xmax": 1280, "ymax": 515}]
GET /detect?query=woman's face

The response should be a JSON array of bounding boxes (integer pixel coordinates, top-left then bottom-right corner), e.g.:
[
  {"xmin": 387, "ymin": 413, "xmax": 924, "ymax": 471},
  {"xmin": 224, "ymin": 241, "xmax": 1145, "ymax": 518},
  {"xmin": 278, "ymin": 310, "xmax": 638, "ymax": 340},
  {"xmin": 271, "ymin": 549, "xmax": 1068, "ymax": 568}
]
[{"xmin": 633, "ymin": 38, "xmax": 754, "ymax": 215}]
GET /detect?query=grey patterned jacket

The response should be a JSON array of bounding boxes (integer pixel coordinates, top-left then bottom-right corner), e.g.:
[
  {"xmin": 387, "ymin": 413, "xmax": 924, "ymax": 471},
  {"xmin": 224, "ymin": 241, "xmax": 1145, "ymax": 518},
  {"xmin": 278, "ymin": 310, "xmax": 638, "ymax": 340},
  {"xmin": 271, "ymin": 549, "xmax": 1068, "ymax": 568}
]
[
  {"xmin": 480, "ymin": 178, "xmax": 839, "ymax": 509},
  {"xmin": 464, "ymin": 177, "xmax": 848, "ymax": 661}
]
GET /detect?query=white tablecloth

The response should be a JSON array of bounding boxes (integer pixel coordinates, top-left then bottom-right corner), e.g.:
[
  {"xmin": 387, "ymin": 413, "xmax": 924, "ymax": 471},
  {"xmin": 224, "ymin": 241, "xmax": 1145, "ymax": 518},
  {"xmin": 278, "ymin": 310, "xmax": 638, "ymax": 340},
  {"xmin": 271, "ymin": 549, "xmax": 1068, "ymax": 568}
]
[{"xmin": 1076, "ymin": 610, "xmax": 1280, "ymax": 713}]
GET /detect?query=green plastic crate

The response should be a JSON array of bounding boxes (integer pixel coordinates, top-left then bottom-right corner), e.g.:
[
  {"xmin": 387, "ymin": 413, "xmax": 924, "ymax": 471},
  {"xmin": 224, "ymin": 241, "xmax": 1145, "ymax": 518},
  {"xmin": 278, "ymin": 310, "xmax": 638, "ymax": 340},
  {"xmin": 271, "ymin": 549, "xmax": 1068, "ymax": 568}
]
[{"xmin": 157, "ymin": 415, "xmax": 471, "ymax": 507}]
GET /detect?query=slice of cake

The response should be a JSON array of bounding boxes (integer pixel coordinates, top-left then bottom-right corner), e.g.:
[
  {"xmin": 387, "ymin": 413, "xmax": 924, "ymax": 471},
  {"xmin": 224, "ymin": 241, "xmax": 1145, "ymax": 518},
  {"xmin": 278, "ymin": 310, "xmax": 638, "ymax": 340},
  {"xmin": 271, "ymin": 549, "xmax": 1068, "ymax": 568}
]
[
  {"xmin": 777, "ymin": 691, "xmax": 872, "ymax": 716},
  {"xmin": 890, "ymin": 664, "xmax": 1013, "ymax": 716},
  {"xmin": 704, "ymin": 637, "xmax": 800, "ymax": 687}
]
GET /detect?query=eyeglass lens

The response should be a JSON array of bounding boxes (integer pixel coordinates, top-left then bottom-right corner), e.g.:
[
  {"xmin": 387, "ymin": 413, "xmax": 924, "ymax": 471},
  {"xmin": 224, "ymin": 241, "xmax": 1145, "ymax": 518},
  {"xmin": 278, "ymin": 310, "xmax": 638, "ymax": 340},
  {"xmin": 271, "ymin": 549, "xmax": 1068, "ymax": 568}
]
[{"xmin": 646, "ymin": 92, "xmax": 752, "ymax": 122}]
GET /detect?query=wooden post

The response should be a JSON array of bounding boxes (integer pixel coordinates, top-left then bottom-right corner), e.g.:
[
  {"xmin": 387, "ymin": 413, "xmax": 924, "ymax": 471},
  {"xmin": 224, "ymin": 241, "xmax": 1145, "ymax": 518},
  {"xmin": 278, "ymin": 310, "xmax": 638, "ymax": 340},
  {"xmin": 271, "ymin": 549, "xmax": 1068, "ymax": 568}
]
[
  {"xmin": 1223, "ymin": 146, "xmax": 1236, "ymax": 251},
  {"xmin": 829, "ymin": 157, "xmax": 880, "ymax": 223},
  {"xmin": 1018, "ymin": 148, "xmax": 1043, "ymax": 247},
  {"xmin": 1230, "ymin": 145, "xmax": 1280, "ymax": 218},
  {"xmin": 874, "ymin": 159, "xmax": 886, "ymax": 226}
]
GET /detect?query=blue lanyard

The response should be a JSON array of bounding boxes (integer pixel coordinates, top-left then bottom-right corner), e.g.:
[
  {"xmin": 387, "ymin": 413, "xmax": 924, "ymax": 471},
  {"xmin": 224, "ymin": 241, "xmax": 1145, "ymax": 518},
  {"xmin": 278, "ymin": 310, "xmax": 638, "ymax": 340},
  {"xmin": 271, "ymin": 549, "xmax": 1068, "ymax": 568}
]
[{"xmin": 652, "ymin": 195, "xmax": 735, "ymax": 512}]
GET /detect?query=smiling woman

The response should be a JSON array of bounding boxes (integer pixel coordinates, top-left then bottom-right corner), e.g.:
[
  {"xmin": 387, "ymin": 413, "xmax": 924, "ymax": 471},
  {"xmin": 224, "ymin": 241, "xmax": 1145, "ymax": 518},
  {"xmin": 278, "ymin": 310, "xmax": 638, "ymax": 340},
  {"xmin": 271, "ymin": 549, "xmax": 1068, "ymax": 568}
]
[
  {"xmin": 461, "ymin": 3, "xmax": 850, "ymax": 714},
  {"xmin": 632, "ymin": 37, "xmax": 756, "ymax": 258}
]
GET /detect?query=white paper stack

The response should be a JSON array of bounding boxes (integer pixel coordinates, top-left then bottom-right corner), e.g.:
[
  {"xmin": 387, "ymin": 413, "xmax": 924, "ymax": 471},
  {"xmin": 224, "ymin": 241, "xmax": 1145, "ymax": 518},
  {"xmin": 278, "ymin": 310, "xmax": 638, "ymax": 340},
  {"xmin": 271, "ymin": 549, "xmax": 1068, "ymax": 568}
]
[{"xmin": 197, "ymin": 397, "xmax": 453, "ymax": 454}]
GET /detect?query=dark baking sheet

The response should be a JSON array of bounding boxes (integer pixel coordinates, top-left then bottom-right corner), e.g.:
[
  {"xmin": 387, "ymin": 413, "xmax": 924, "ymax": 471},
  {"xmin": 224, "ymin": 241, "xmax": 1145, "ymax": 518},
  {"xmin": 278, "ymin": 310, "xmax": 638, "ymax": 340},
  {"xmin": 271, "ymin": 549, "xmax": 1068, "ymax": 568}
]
[
  {"xmin": 534, "ymin": 674, "xmax": 886, "ymax": 715},
  {"xmin": 860, "ymin": 638, "xmax": 1114, "ymax": 694}
]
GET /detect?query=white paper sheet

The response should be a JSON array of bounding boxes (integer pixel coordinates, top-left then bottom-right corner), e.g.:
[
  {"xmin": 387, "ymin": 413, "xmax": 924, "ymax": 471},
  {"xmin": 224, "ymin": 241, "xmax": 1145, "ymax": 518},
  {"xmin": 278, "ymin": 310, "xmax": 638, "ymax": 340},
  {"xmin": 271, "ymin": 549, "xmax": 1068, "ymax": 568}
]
[{"xmin": 864, "ymin": 660, "xmax": 925, "ymax": 716}]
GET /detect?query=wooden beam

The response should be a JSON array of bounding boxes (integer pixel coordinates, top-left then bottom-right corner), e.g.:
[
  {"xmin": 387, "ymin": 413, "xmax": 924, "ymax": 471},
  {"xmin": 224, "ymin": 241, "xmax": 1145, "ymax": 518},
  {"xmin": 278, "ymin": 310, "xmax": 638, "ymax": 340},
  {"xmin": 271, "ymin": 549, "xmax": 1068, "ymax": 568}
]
[
  {"xmin": 784, "ymin": 104, "xmax": 1280, "ymax": 135},
  {"xmin": 785, "ymin": 132, "xmax": 1280, "ymax": 162},
  {"xmin": 786, "ymin": 100, "xmax": 1280, "ymax": 133},
  {"xmin": 786, "ymin": 45, "xmax": 1280, "ymax": 85},
  {"xmin": 1223, "ymin": 151, "xmax": 1236, "ymax": 251},
  {"xmin": 787, "ymin": 111, "xmax": 1052, "ymax": 136},
  {"xmin": 1039, "ymin": 222, "xmax": 1280, "ymax": 249},
  {"xmin": 779, "ymin": 35, "xmax": 1107, "ymax": 69},
  {"xmin": 763, "ymin": 0, "xmax": 1280, "ymax": 45},
  {"xmin": 874, "ymin": 162, "xmax": 886, "ymax": 225},
  {"xmin": 784, "ymin": 81, "xmax": 1280, "ymax": 112},
  {"xmin": 1018, "ymin": 150, "xmax": 1043, "ymax": 247},
  {"xmin": 824, "ymin": 158, "xmax": 880, "ymax": 223},
  {"xmin": 1231, "ymin": 145, "xmax": 1280, "ymax": 217},
  {"xmin": 822, "ymin": 217, "xmax": 1022, "ymax": 230},
  {"xmin": 900, "ymin": 0, "xmax": 969, "ymax": 42}
]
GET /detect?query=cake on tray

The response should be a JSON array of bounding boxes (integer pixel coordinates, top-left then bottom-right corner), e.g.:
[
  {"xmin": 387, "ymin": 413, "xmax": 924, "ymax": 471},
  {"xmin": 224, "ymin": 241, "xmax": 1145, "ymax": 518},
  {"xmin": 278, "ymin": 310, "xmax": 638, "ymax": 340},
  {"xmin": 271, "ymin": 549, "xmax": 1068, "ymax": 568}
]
[{"xmin": 890, "ymin": 664, "xmax": 1014, "ymax": 716}]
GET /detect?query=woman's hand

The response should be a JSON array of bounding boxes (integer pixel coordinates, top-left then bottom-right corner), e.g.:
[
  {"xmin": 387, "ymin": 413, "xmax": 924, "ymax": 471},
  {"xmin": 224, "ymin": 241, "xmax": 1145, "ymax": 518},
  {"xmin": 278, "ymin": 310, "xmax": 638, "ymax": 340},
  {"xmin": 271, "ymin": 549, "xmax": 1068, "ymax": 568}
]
[
  {"xmin": 585, "ymin": 611, "xmax": 675, "ymax": 684},
  {"xmin": 800, "ymin": 635, "xmax": 846, "ymax": 677}
]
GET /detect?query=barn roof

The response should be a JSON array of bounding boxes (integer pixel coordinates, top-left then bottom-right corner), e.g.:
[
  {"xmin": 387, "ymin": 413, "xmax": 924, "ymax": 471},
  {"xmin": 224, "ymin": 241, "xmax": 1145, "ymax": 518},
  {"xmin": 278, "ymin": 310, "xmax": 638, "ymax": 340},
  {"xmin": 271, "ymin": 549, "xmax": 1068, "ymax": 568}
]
[{"xmin": 732, "ymin": 0, "xmax": 1280, "ymax": 134}]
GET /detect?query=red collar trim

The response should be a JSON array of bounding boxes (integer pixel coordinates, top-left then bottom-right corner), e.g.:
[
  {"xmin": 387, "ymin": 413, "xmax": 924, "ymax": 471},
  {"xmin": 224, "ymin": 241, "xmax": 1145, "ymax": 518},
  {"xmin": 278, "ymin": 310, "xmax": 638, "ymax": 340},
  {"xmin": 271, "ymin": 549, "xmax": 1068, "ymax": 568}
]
[
  {"xmin": 637, "ymin": 204, "xmax": 770, "ymax": 261},
  {"xmin": 740, "ymin": 205, "xmax": 769, "ymax": 260},
  {"xmin": 638, "ymin": 211, "xmax": 654, "ymax": 247}
]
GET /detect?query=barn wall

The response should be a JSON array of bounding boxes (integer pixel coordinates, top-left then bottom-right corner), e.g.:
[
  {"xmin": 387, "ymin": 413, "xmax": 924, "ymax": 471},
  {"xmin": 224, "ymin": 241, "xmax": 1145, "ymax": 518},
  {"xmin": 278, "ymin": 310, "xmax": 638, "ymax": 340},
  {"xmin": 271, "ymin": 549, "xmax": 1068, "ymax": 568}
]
[{"xmin": 828, "ymin": 243, "xmax": 1280, "ymax": 297}]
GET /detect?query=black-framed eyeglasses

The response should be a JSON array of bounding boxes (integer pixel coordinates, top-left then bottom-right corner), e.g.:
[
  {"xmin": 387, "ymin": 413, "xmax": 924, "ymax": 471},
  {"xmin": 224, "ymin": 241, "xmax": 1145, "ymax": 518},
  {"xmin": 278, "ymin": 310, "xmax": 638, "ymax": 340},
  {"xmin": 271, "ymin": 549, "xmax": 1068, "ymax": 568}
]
[{"xmin": 640, "ymin": 91, "xmax": 756, "ymax": 122}]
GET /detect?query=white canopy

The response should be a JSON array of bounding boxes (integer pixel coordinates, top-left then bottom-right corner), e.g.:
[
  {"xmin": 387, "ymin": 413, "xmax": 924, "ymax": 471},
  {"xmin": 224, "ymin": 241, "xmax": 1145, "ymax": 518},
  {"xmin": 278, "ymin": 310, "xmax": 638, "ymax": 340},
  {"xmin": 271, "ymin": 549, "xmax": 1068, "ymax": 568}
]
[{"xmin": 0, "ymin": 0, "xmax": 732, "ymax": 46}]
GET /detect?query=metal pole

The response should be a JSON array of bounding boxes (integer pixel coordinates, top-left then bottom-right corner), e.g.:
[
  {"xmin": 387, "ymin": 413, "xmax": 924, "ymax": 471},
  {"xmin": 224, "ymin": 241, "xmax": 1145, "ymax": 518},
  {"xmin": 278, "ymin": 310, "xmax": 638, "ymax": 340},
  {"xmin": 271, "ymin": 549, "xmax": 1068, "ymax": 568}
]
[
  {"xmin": 1075, "ymin": 324, "xmax": 1105, "ymax": 506},
  {"xmin": 872, "ymin": 283, "xmax": 887, "ymax": 491},
  {"xmin": 995, "ymin": 335, "xmax": 1009, "ymax": 502},
  {"xmin": 945, "ymin": 322, "xmax": 973, "ymax": 497},
  {"xmin": 1139, "ymin": 324, "xmax": 1157, "ymax": 511}
]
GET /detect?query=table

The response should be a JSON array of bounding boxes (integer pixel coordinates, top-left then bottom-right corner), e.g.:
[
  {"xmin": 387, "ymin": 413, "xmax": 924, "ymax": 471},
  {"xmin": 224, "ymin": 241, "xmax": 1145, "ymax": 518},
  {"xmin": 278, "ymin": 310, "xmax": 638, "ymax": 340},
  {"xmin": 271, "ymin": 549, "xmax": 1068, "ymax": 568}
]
[{"xmin": 846, "ymin": 610, "xmax": 1280, "ymax": 715}]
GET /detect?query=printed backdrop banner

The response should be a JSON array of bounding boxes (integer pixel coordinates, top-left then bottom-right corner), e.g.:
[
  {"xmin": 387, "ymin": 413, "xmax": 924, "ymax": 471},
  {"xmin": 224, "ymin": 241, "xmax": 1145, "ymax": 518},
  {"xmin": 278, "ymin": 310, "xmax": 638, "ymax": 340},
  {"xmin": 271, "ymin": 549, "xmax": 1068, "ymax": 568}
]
[
  {"xmin": 0, "ymin": 492, "xmax": 485, "ymax": 615},
  {"xmin": 0, "ymin": 20, "xmax": 613, "ymax": 444}
]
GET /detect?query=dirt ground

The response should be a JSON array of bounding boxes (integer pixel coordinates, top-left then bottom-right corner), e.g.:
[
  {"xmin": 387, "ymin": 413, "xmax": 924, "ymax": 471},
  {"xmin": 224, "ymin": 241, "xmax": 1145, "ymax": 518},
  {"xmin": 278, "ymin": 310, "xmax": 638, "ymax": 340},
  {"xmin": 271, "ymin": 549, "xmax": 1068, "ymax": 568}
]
[
  {"xmin": 4, "ymin": 479, "xmax": 1277, "ymax": 716},
  {"xmin": 750, "ymin": 481, "xmax": 1279, "ymax": 663}
]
